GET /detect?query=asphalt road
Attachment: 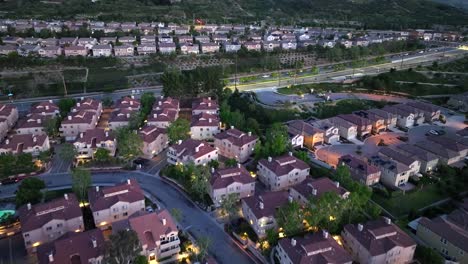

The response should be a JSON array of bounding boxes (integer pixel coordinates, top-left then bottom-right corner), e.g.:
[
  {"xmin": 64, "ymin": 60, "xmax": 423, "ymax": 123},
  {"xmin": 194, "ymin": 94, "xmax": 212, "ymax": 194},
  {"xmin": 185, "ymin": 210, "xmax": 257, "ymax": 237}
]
[{"xmin": 0, "ymin": 170, "xmax": 255, "ymax": 264}]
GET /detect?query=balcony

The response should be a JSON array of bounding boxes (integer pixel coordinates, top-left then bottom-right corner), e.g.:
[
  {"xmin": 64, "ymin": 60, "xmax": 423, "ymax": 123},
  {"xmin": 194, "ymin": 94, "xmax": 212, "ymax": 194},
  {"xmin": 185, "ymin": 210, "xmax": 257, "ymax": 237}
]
[
  {"xmin": 160, "ymin": 238, "xmax": 180, "ymax": 248},
  {"xmin": 159, "ymin": 246, "xmax": 180, "ymax": 259}
]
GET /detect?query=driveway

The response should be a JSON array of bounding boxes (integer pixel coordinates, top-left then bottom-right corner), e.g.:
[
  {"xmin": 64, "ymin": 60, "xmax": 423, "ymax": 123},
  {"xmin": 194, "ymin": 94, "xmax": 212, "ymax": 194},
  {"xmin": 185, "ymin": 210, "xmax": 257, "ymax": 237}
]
[{"xmin": 0, "ymin": 171, "xmax": 255, "ymax": 264}]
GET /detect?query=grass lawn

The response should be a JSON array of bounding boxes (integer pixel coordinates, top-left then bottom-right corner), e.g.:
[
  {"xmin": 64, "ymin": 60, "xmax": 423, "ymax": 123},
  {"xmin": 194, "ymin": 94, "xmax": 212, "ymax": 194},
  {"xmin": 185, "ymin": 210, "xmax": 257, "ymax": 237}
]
[
  {"xmin": 277, "ymin": 83, "xmax": 348, "ymax": 95},
  {"xmin": 372, "ymin": 184, "xmax": 446, "ymax": 218}
]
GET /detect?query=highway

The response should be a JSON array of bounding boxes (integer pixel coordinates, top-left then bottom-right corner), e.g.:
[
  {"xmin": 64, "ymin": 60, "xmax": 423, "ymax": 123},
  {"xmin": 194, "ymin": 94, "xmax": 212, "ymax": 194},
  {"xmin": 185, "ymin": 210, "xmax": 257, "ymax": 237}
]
[{"xmin": 227, "ymin": 48, "xmax": 468, "ymax": 91}]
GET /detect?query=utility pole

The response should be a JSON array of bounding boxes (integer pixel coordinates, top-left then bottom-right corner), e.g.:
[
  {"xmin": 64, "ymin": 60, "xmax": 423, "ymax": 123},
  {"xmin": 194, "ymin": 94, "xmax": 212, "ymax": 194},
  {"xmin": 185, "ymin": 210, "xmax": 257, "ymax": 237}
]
[
  {"xmin": 234, "ymin": 54, "xmax": 238, "ymax": 90},
  {"xmin": 61, "ymin": 72, "xmax": 68, "ymax": 97}
]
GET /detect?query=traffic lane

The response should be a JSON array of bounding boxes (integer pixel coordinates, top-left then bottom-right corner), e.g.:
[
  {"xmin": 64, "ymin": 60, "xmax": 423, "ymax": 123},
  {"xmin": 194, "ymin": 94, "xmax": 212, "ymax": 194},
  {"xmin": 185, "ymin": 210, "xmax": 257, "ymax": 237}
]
[
  {"xmin": 0, "ymin": 234, "xmax": 27, "ymax": 263},
  {"xmin": 40, "ymin": 172, "xmax": 255, "ymax": 264}
]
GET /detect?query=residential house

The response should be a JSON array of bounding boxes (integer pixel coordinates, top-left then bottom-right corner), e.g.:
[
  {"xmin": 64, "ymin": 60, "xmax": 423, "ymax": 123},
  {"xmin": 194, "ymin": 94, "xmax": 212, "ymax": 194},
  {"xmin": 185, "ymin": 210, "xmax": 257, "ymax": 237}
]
[
  {"xmin": 339, "ymin": 155, "xmax": 381, "ymax": 186},
  {"xmin": 214, "ymin": 128, "xmax": 258, "ymax": 163},
  {"xmin": 427, "ymin": 135, "xmax": 468, "ymax": 162},
  {"xmin": 108, "ymin": 108, "xmax": 136, "ymax": 129},
  {"xmin": 192, "ymin": 97, "xmax": 219, "ymax": 115},
  {"xmin": 0, "ymin": 103, "xmax": 19, "ymax": 128},
  {"xmin": 138, "ymin": 125, "xmax": 168, "ymax": 158},
  {"xmin": 200, "ymin": 43, "xmax": 220, "ymax": 53},
  {"xmin": 177, "ymin": 35, "xmax": 193, "ymax": 44},
  {"xmin": 118, "ymin": 36, "xmax": 136, "ymax": 44},
  {"xmin": 64, "ymin": 46, "xmax": 87, "ymax": 57},
  {"xmin": 395, "ymin": 144, "xmax": 439, "ymax": 172},
  {"xmin": 222, "ymin": 42, "xmax": 241, "ymax": 53},
  {"xmin": 367, "ymin": 108, "xmax": 397, "ymax": 129},
  {"xmin": 289, "ymin": 177, "xmax": 350, "ymax": 206},
  {"xmin": 309, "ymin": 119, "xmax": 340, "ymax": 144},
  {"xmin": 74, "ymin": 128, "xmax": 116, "ymax": 160},
  {"xmin": 0, "ymin": 134, "xmax": 50, "ymax": 156},
  {"xmin": 378, "ymin": 147, "xmax": 421, "ymax": 176},
  {"xmin": 262, "ymin": 41, "xmax": 281, "ymax": 52},
  {"xmin": 18, "ymin": 193, "xmax": 84, "ymax": 253},
  {"xmin": 190, "ymin": 113, "xmax": 220, "ymax": 140},
  {"xmin": 329, "ymin": 117, "xmax": 358, "ymax": 140},
  {"xmin": 114, "ymin": 45, "xmax": 134, "ymax": 57},
  {"xmin": 281, "ymin": 40, "xmax": 297, "ymax": 50},
  {"xmin": 154, "ymin": 96, "xmax": 180, "ymax": 112},
  {"xmin": 241, "ymin": 191, "xmax": 289, "ymax": 237},
  {"xmin": 36, "ymin": 229, "xmax": 105, "ymax": 264},
  {"xmin": 342, "ymin": 218, "xmax": 416, "ymax": 264},
  {"xmin": 41, "ymin": 38, "xmax": 58, "ymax": 47},
  {"xmin": 158, "ymin": 34, "xmax": 173, "ymax": 43},
  {"xmin": 18, "ymin": 44, "xmax": 41, "ymax": 56},
  {"xmin": 394, "ymin": 104, "xmax": 425, "ymax": 125},
  {"xmin": 416, "ymin": 200, "xmax": 468, "ymax": 263},
  {"xmin": 276, "ymin": 232, "xmax": 353, "ymax": 264},
  {"xmin": 406, "ymin": 101, "xmax": 440, "ymax": 122},
  {"xmin": 60, "ymin": 111, "xmax": 98, "ymax": 141},
  {"xmin": 212, "ymin": 34, "xmax": 228, "ymax": 43},
  {"xmin": 15, "ymin": 114, "xmax": 51, "ymax": 136},
  {"xmin": 286, "ymin": 120, "xmax": 324, "ymax": 149},
  {"xmin": 147, "ymin": 108, "xmax": 178, "ymax": 128},
  {"xmin": 99, "ymin": 37, "xmax": 117, "ymax": 45},
  {"xmin": 381, "ymin": 105, "xmax": 415, "ymax": 128},
  {"xmin": 179, "ymin": 43, "xmax": 199, "ymax": 54},
  {"xmin": 137, "ymin": 44, "xmax": 157, "ymax": 55},
  {"xmin": 158, "ymin": 27, "xmax": 172, "ymax": 35},
  {"xmin": 167, "ymin": 139, "xmax": 218, "ymax": 166},
  {"xmin": 257, "ymin": 153, "xmax": 310, "ymax": 191},
  {"xmin": 353, "ymin": 110, "xmax": 386, "ymax": 134},
  {"xmin": 38, "ymin": 46, "xmax": 62, "ymax": 57},
  {"xmin": 88, "ymin": 179, "xmax": 145, "ymax": 230},
  {"xmin": 158, "ymin": 42, "xmax": 176, "ymax": 54},
  {"xmin": 337, "ymin": 114, "xmax": 372, "ymax": 139},
  {"xmin": 77, "ymin": 37, "xmax": 98, "ymax": 49},
  {"xmin": 23, "ymin": 37, "xmax": 42, "ymax": 45},
  {"xmin": 112, "ymin": 210, "xmax": 180, "ymax": 262},
  {"xmin": 92, "ymin": 44, "xmax": 112, "ymax": 57},
  {"xmin": 414, "ymin": 140, "xmax": 462, "ymax": 165},
  {"xmin": 194, "ymin": 35, "xmax": 211, "ymax": 44},
  {"xmin": 243, "ymin": 41, "xmax": 262, "ymax": 52},
  {"xmin": 174, "ymin": 26, "xmax": 189, "ymax": 35},
  {"xmin": 115, "ymin": 96, "xmax": 140, "ymax": 110},
  {"xmin": 368, "ymin": 155, "xmax": 411, "ymax": 188},
  {"xmin": 58, "ymin": 37, "xmax": 78, "ymax": 46},
  {"xmin": 209, "ymin": 164, "xmax": 255, "ymax": 207},
  {"xmin": 0, "ymin": 45, "xmax": 17, "ymax": 56}
]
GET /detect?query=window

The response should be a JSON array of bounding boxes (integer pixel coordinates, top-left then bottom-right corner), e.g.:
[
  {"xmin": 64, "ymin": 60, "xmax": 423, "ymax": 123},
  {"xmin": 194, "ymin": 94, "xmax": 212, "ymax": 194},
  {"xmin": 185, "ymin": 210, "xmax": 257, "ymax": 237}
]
[
  {"xmin": 57, "ymin": 223, "xmax": 63, "ymax": 228},
  {"xmin": 114, "ymin": 215, "xmax": 118, "ymax": 219},
  {"xmin": 24, "ymin": 233, "xmax": 29, "ymax": 238},
  {"xmin": 46, "ymin": 226, "xmax": 52, "ymax": 231},
  {"xmin": 26, "ymin": 241, "xmax": 31, "ymax": 246},
  {"xmin": 123, "ymin": 212, "xmax": 128, "ymax": 216},
  {"xmin": 440, "ymin": 238, "xmax": 447, "ymax": 244}
]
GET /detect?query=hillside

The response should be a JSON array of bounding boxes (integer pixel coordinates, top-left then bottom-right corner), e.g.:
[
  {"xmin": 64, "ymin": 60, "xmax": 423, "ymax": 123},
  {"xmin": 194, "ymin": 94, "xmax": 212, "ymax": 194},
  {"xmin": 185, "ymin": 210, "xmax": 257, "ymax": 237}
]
[{"xmin": 0, "ymin": 0, "xmax": 467, "ymax": 29}]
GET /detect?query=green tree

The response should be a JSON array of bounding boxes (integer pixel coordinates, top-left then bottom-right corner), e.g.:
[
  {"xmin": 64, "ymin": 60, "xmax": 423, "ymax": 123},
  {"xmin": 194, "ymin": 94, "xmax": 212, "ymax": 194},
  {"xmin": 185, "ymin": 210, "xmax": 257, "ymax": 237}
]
[
  {"xmin": 140, "ymin": 92, "xmax": 155, "ymax": 115},
  {"xmin": 161, "ymin": 70, "xmax": 185, "ymax": 97},
  {"xmin": 294, "ymin": 150, "xmax": 310, "ymax": 163},
  {"xmin": 128, "ymin": 111, "xmax": 144, "ymax": 131},
  {"xmin": 94, "ymin": 148, "xmax": 110, "ymax": 163},
  {"xmin": 57, "ymin": 98, "xmax": 76, "ymax": 116},
  {"xmin": 261, "ymin": 123, "xmax": 290, "ymax": 158},
  {"xmin": 265, "ymin": 228, "xmax": 279, "ymax": 248},
  {"xmin": 190, "ymin": 165, "xmax": 210, "ymax": 202},
  {"xmin": 220, "ymin": 193, "xmax": 238, "ymax": 223},
  {"xmin": 105, "ymin": 230, "xmax": 142, "ymax": 264},
  {"xmin": 193, "ymin": 236, "xmax": 211, "ymax": 262},
  {"xmin": 167, "ymin": 118, "xmax": 190, "ymax": 144},
  {"xmin": 43, "ymin": 117, "xmax": 59, "ymax": 138},
  {"xmin": 116, "ymin": 127, "xmax": 143, "ymax": 164},
  {"xmin": 102, "ymin": 97, "xmax": 113, "ymax": 107},
  {"xmin": 276, "ymin": 200, "xmax": 303, "ymax": 236},
  {"xmin": 207, "ymin": 159, "xmax": 219, "ymax": 170},
  {"xmin": 58, "ymin": 143, "xmax": 77, "ymax": 161},
  {"xmin": 224, "ymin": 158, "xmax": 238, "ymax": 168},
  {"xmin": 415, "ymin": 246, "xmax": 444, "ymax": 264},
  {"xmin": 71, "ymin": 168, "xmax": 91, "ymax": 203},
  {"xmin": 133, "ymin": 256, "xmax": 148, "ymax": 264},
  {"xmin": 15, "ymin": 177, "xmax": 46, "ymax": 207}
]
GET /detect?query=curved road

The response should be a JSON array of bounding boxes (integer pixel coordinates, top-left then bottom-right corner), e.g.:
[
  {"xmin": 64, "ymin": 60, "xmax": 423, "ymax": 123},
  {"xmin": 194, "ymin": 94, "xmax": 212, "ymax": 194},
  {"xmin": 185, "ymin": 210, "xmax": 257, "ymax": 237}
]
[{"xmin": 0, "ymin": 171, "xmax": 255, "ymax": 264}]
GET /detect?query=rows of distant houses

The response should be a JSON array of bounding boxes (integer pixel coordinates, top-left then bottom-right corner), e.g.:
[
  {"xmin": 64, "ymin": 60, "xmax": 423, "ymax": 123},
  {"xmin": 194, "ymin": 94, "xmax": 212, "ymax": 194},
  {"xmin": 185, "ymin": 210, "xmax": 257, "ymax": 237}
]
[{"xmin": 0, "ymin": 19, "xmax": 464, "ymax": 57}]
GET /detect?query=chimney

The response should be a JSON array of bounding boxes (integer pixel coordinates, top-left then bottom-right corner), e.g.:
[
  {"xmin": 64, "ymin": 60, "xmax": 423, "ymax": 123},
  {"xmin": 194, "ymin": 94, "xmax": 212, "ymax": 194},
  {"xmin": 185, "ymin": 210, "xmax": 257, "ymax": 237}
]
[
  {"xmin": 153, "ymin": 113, "xmax": 157, "ymax": 118},
  {"xmin": 208, "ymin": 96, "xmax": 211, "ymax": 100},
  {"xmin": 259, "ymin": 201, "xmax": 264, "ymax": 209},
  {"xmin": 130, "ymin": 101, "xmax": 133, "ymax": 106},
  {"xmin": 80, "ymin": 132, "xmax": 84, "ymax": 138},
  {"xmin": 126, "ymin": 113, "xmax": 130, "ymax": 118},
  {"xmin": 209, "ymin": 118, "xmax": 212, "ymax": 123},
  {"xmin": 127, "ymin": 179, "xmax": 131, "ymax": 185},
  {"xmin": 68, "ymin": 116, "xmax": 72, "ymax": 120},
  {"xmin": 211, "ymin": 167, "xmax": 215, "ymax": 173},
  {"xmin": 77, "ymin": 102, "xmax": 81, "ymax": 107},
  {"xmin": 80, "ymin": 97, "xmax": 84, "ymax": 100},
  {"xmin": 49, "ymin": 100, "xmax": 53, "ymax": 103},
  {"xmin": 237, "ymin": 163, "xmax": 241, "ymax": 168},
  {"xmin": 92, "ymin": 238, "xmax": 97, "ymax": 248},
  {"xmin": 96, "ymin": 186, "xmax": 99, "ymax": 192},
  {"xmin": 160, "ymin": 95, "xmax": 164, "ymax": 99},
  {"xmin": 208, "ymin": 103, "xmax": 211, "ymax": 107},
  {"xmin": 5, "ymin": 139, "xmax": 9, "ymax": 145},
  {"xmin": 312, "ymin": 188, "xmax": 317, "ymax": 196},
  {"xmin": 105, "ymin": 131, "xmax": 109, "ymax": 137},
  {"xmin": 288, "ymin": 196, "xmax": 293, "ymax": 203},
  {"xmin": 335, "ymin": 181, "xmax": 340, "ymax": 188},
  {"xmin": 384, "ymin": 217, "xmax": 392, "ymax": 225},
  {"xmin": 288, "ymin": 151, "xmax": 293, "ymax": 156},
  {"xmin": 291, "ymin": 238, "xmax": 296, "ymax": 246},
  {"xmin": 33, "ymin": 137, "xmax": 37, "ymax": 143},
  {"xmin": 323, "ymin": 230, "xmax": 329, "ymax": 239},
  {"xmin": 131, "ymin": 95, "xmax": 134, "ymax": 99},
  {"xmin": 248, "ymin": 132, "xmax": 252, "ymax": 136},
  {"xmin": 158, "ymin": 101, "xmax": 162, "ymax": 106},
  {"xmin": 48, "ymin": 253, "xmax": 54, "ymax": 262},
  {"xmin": 37, "ymin": 118, "xmax": 41, "ymax": 124},
  {"xmin": 162, "ymin": 218, "xmax": 167, "ymax": 226},
  {"xmin": 64, "ymin": 193, "xmax": 68, "ymax": 200},
  {"xmin": 27, "ymin": 203, "xmax": 32, "ymax": 210},
  {"xmin": 358, "ymin": 224, "xmax": 363, "ymax": 231},
  {"xmin": 41, "ymin": 111, "xmax": 46, "ymax": 116},
  {"xmin": 268, "ymin": 156, "xmax": 272, "ymax": 162},
  {"xmin": 195, "ymin": 146, "xmax": 199, "ymax": 152},
  {"xmin": 230, "ymin": 125, "xmax": 234, "ymax": 130},
  {"xmin": 45, "ymin": 105, "xmax": 49, "ymax": 110},
  {"xmin": 178, "ymin": 139, "xmax": 182, "ymax": 145}
]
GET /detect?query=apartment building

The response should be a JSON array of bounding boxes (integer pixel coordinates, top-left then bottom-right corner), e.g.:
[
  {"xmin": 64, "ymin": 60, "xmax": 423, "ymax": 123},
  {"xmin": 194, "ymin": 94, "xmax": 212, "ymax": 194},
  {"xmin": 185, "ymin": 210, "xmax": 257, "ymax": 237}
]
[
  {"xmin": 214, "ymin": 128, "xmax": 258, "ymax": 163},
  {"xmin": 108, "ymin": 108, "xmax": 137, "ymax": 129},
  {"xmin": 0, "ymin": 134, "xmax": 50, "ymax": 156},
  {"xmin": 339, "ymin": 155, "xmax": 381, "ymax": 186},
  {"xmin": 309, "ymin": 119, "xmax": 340, "ymax": 144},
  {"xmin": 138, "ymin": 125, "xmax": 168, "ymax": 158},
  {"xmin": 73, "ymin": 128, "xmax": 116, "ymax": 160},
  {"xmin": 29, "ymin": 100, "xmax": 60, "ymax": 117},
  {"xmin": 167, "ymin": 139, "xmax": 218, "ymax": 166},
  {"xmin": 115, "ymin": 96, "xmax": 140, "ymax": 110},
  {"xmin": 112, "ymin": 210, "xmax": 180, "ymax": 262},
  {"xmin": 88, "ymin": 179, "xmax": 145, "ymax": 230},
  {"xmin": 286, "ymin": 120, "xmax": 324, "ymax": 149},
  {"xmin": 36, "ymin": 229, "xmax": 105, "ymax": 264},
  {"xmin": 15, "ymin": 114, "xmax": 51, "ymax": 136},
  {"xmin": 190, "ymin": 113, "xmax": 220, "ymax": 140},
  {"xmin": 18, "ymin": 193, "xmax": 84, "ymax": 253},
  {"xmin": 61, "ymin": 111, "xmax": 98, "ymax": 141},
  {"xmin": 353, "ymin": 110, "xmax": 386, "ymax": 134},
  {"xmin": 192, "ymin": 97, "xmax": 219, "ymax": 115},
  {"xmin": 342, "ymin": 218, "xmax": 416, "ymax": 264},
  {"xmin": 209, "ymin": 164, "xmax": 255, "ymax": 207},
  {"xmin": 241, "ymin": 191, "xmax": 289, "ymax": 237},
  {"xmin": 147, "ymin": 108, "xmax": 178, "ymax": 128},
  {"xmin": 0, "ymin": 103, "xmax": 19, "ymax": 129},
  {"xmin": 276, "ymin": 231, "xmax": 352, "ymax": 264},
  {"xmin": 154, "ymin": 96, "xmax": 180, "ymax": 112},
  {"xmin": 329, "ymin": 117, "xmax": 358, "ymax": 140},
  {"xmin": 416, "ymin": 199, "xmax": 468, "ymax": 263},
  {"xmin": 289, "ymin": 177, "xmax": 349, "ymax": 205},
  {"xmin": 257, "ymin": 153, "xmax": 310, "ymax": 191},
  {"xmin": 337, "ymin": 114, "xmax": 373, "ymax": 139}
]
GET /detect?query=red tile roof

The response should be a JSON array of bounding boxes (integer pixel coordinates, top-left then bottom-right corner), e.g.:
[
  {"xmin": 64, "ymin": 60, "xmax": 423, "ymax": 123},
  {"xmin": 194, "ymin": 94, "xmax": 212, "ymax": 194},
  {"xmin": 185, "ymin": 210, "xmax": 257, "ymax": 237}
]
[
  {"xmin": 287, "ymin": 120, "xmax": 323, "ymax": 136},
  {"xmin": 138, "ymin": 125, "xmax": 166, "ymax": 143},
  {"xmin": 214, "ymin": 128, "xmax": 258, "ymax": 147},
  {"xmin": 278, "ymin": 232, "xmax": 352, "ymax": 264},
  {"xmin": 170, "ymin": 139, "xmax": 217, "ymax": 159},
  {"xmin": 62, "ymin": 111, "xmax": 95, "ymax": 125},
  {"xmin": 258, "ymin": 154, "xmax": 309, "ymax": 176},
  {"xmin": 16, "ymin": 114, "xmax": 50, "ymax": 129},
  {"xmin": 147, "ymin": 108, "xmax": 178, "ymax": 123},
  {"xmin": 30, "ymin": 101, "xmax": 59, "ymax": 115},
  {"xmin": 192, "ymin": 97, "xmax": 219, "ymax": 111},
  {"xmin": 71, "ymin": 98, "xmax": 101, "ymax": 113},
  {"xmin": 88, "ymin": 179, "xmax": 145, "ymax": 212},
  {"xmin": 153, "ymin": 96, "xmax": 179, "ymax": 110},
  {"xmin": 210, "ymin": 165, "xmax": 255, "ymax": 189},
  {"xmin": 18, "ymin": 193, "xmax": 82, "ymax": 232},
  {"xmin": 109, "ymin": 107, "xmax": 138, "ymax": 123},
  {"xmin": 0, "ymin": 134, "xmax": 48, "ymax": 152},
  {"xmin": 75, "ymin": 128, "xmax": 115, "ymax": 145},
  {"xmin": 37, "ymin": 229, "xmax": 105, "ymax": 264},
  {"xmin": 291, "ymin": 177, "xmax": 349, "ymax": 200},
  {"xmin": 191, "ymin": 113, "xmax": 219, "ymax": 127},
  {"xmin": 242, "ymin": 191, "xmax": 289, "ymax": 219},
  {"xmin": 115, "ymin": 96, "xmax": 140, "ymax": 110},
  {"xmin": 0, "ymin": 103, "xmax": 17, "ymax": 117}
]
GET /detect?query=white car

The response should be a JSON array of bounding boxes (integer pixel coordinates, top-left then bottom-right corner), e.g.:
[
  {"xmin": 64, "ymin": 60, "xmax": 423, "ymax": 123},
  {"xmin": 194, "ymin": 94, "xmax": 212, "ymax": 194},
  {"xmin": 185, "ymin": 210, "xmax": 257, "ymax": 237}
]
[
  {"xmin": 429, "ymin": 130, "xmax": 439, "ymax": 135},
  {"xmin": 262, "ymin": 74, "xmax": 270, "ymax": 78}
]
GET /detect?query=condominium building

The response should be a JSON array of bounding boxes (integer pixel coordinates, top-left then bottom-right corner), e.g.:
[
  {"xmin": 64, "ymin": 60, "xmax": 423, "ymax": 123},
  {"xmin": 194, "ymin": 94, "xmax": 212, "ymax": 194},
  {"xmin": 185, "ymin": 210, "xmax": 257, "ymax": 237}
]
[
  {"xmin": 73, "ymin": 128, "xmax": 116, "ymax": 160},
  {"xmin": 167, "ymin": 139, "xmax": 218, "ymax": 166},
  {"xmin": 192, "ymin": 97, "xmax": 219, "ymax": 115},
  {"xmin": 138, "ymin": 126, "xmax": 168, "ymax": 158},
  {"xmin": 209, "ymin": 164, "xmax": 255, "ymax": 207},
  {"xmin": 214, "ymin": 128, "xmax": 258, "ymax": 163},
  {"xmin": 190, "ymin": 113, "xmax": 220, "ymax": 140},
  {"xmin": 0, "ymin": 134, "xmax": 50, "ymax": 156},
  {"xmin": 257, "ymin": 153, "xmax": 310, "ymax": 191}
]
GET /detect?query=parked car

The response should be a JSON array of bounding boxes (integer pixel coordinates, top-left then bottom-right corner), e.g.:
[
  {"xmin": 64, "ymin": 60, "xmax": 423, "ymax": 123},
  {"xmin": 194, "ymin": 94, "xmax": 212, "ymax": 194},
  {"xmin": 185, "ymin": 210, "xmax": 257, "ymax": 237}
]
[{"xmin": 429, "ymin": 130, "xmax": 439, "ymax": 135}]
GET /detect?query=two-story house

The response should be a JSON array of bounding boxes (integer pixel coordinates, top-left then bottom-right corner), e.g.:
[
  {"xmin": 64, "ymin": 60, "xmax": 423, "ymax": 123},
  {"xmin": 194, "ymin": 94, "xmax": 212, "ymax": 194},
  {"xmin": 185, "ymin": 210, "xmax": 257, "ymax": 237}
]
[
  {"xmin": 337, "ymin": 114, "xmax": 372, "ymax": 139},
  {"xmin": 214, "ymin": 128, "xmax": 258, "ymax": 163},
  {"xmin": 257, "ymin": 153, "xmax": 310, "ymax": 191},
  {"xmin": 378, "ymin": 147, "xmax": 421, "ymax": 177},
  {"xmin": 73, "ymin": 128, "xmax": 116, "ymax": 160},
  {"xmin": 192, "ymin": 97, "xmax": 219, "ymax": 115},
  {"xmin": 190, "ymin": 113, "xmax": 220, "ymax": 140},
  {"xmin": 368, "ymin": 155, "xmax": 411, "ymax": 188},
  {"xmin": 0, "ymin": 134, "xmax": 50, "ymax": 156},
  {"xmin": 209, "ymin": 164, "xmax": 255, "ymax": 207},
  {"xmin": 289, "ymin": 177, "xmax": 349, "ymax": 206},
  {"xmin": 286, "ymin": 120, "xmax": 324, "ymax": 149},
  {"xmin": 138, "ymin": 125, "xmax": 168, "ymax": 158},
  {"xmin": 329, "ymin": 117, "xmax": 358, "ymax": 140},
  {"xmin": 339, "ymin": 155, "xmax": 381, "ymax": 186},
  {"xmin": 167, "ymin": 139, "xmax": 218, "ymax": 166}
]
